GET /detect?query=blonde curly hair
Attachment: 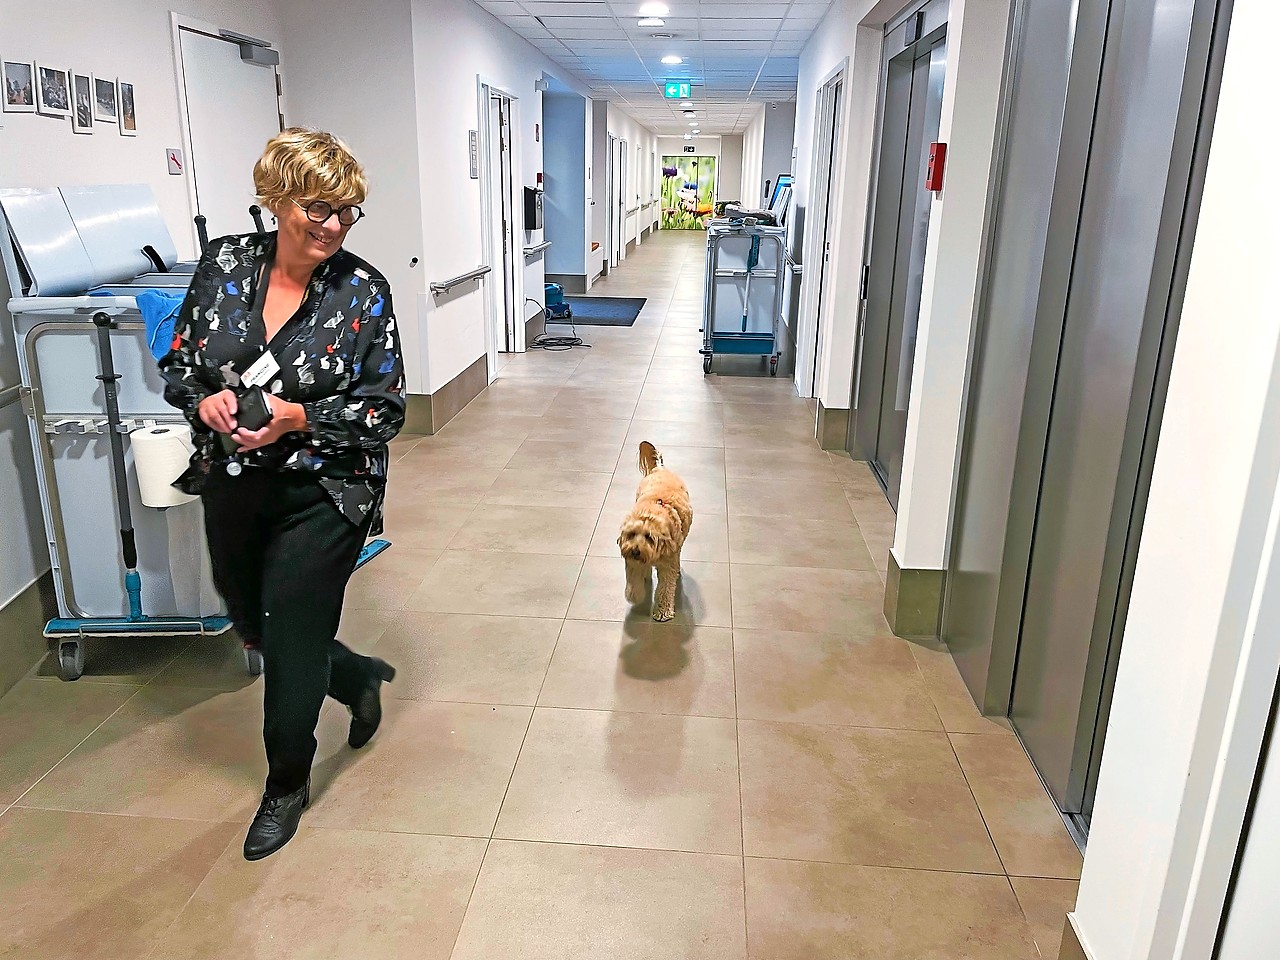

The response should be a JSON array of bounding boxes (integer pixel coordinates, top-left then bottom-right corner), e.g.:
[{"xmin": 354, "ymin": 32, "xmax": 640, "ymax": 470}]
[{"xmin": 253, "ymin": 127, "xmax": 368, "ymax": 210}]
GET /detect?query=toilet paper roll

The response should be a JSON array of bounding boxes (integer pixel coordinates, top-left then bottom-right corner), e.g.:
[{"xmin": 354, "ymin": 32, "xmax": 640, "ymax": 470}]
[{"xmin": 130, "ymin": 424, "xmax": 198, "ymax": 508}]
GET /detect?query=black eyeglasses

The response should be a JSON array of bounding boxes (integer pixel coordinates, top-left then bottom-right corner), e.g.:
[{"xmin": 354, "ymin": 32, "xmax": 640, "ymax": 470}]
[{"xmin": 294, "ymin": 199, "xmax": 365, "ymax": 226}]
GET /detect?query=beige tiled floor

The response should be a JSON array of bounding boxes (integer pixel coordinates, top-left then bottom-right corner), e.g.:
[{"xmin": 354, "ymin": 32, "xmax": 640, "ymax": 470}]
[{"xmin": 0, "ymin": 231, "xmax": 1078, "ymax": 958}]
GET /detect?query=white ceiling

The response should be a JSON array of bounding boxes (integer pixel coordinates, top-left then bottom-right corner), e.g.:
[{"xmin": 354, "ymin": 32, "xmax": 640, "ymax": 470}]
[{"xmin": 473, "ymin": 0, "xmax": 833, "ymax": 135}]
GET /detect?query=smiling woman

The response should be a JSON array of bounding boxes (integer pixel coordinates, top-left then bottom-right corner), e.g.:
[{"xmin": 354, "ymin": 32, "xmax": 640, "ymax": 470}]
[{"xmin": 158, "ymin": 126, "xmax": 405, "ymax": 864}]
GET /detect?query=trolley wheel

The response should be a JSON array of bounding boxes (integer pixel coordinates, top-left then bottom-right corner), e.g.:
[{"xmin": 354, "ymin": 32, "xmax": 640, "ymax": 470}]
[
  {"xmin": 770, "ymin": 356, "xmax": 779, "ymax": 377},
  {"xmin": 58, "ymin": 641, "xmax": 84, "ymax": 682},
  {"xmin": 244, "ymin": 646, "xmax": 264, "ymax": 677},
  {"xmin": 703, "ymin": 354, "xmax": 713, "ymax": 374}
]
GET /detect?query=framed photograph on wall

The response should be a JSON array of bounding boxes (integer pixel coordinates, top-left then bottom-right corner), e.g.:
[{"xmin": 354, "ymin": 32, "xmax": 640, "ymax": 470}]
[
  {"xmin": 117, "ymin": 80, "xmax": 136, "ymax": 135},
  {"xmin": 71, "ymin": 72, "xmax": 93, "ymax": 133},
  {"xmin": 2, "ymin": 59, "xmax": 36, "ymax": 113},
  {"xmin": 35, "ymin": 63, "xmax": 70, "ymax": 117},
  {"xmin": 93, "ymin": 75, "xmax": 116, "ymax": 123}
]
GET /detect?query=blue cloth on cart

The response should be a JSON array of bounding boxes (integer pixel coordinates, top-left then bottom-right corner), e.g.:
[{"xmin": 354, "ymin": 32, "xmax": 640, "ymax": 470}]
[
  {"xmin": 136, "ymin": 290, "xmax": 185, "ymax": 360},
  {"xmin": 92, "ymin": 288, "xmax": 185, "ymax": 359}
]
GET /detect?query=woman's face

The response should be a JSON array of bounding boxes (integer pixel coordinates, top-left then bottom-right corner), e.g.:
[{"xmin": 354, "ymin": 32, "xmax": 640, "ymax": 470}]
[{"xmin": 275, "ymin": 197, "xmax": 357, "ymax": 267}]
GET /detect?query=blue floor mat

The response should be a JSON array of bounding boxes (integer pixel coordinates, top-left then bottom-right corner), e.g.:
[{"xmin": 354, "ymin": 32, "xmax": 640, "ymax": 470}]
[{"xmin": 563, "ymin": 296, "xmax": 646, "ymax": 326}]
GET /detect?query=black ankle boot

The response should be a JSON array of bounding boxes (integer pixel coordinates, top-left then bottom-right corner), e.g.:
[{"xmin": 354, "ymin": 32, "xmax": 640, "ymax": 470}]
[
  {"xmin": 348, "ymin": 658, "xmax": 396, "ymax": 749},
  {"xmin": 244, "ymin": 780, "xmax": 309, "ymax": 861}
]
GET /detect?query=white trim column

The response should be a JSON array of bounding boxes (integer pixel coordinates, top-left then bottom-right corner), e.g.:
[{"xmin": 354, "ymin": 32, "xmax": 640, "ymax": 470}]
[
  {"xmin": 888, "ymin": 0, "xmax": 1013, "ymax": 572},
  {"xmin": 1069, "ymin": 2, "xmax": 1280, "ymax": 955}
]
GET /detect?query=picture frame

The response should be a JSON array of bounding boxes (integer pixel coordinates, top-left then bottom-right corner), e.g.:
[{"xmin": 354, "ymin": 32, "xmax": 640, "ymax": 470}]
[
  {"xmin": 117, "ymin": 79, "xmax": 136, "ymax": 135},
  {"xmin": 34, "ymin": 63, "xmax": 70, "ymax": 117},
  {"xmin": 71, "ymin": 72, "xmax": 93, "ymax": 133},
  {"xmin": 93, "ymin": 75, "xmax": 116, "ymax": 123},
  {"xmin": 2, "ymin": 59, "xmax": 36, "ymax": 113}
]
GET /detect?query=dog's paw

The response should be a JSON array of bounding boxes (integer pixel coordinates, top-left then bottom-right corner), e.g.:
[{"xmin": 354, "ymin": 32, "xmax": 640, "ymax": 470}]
[
  {"xmin": 652, "ymin": 606, "xmax": 675, "ymax": 623},
  {"xmin": 625, "ymin": 584, "xmax": 645, "ymax": 605}
]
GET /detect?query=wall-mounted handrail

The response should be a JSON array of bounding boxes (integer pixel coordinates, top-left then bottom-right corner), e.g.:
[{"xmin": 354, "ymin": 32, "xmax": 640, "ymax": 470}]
[
  {"xmin": 523, "ymin": 240, "xmax": 552, "ymax": 257},
  {"xmin": 430, "ymin": 265, "xmax": 491, "ymax": 295},
  {"xmin": 625, "ymin": 205, "xmax": 641, "ymax": 215}
]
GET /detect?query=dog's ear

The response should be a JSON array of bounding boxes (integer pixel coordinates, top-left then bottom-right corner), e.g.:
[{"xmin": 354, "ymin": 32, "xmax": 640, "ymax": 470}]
[{"xmin": 639, "ymin": 441, "xmax": 661, "ymax": 476}]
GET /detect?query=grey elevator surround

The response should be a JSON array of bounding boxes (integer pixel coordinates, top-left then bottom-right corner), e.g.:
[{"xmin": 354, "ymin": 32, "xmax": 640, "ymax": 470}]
[
  {"xmin": 941, "ymin": 0, "xmax": 1230, "ymax": 829},
  {"xmin": 849, "ymin": 0, "xmax": 948, "ymax": 508}
]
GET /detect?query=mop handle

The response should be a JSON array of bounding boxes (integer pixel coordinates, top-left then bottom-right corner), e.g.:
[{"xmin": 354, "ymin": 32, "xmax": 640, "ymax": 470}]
[{"xmin": 91, "ymin": 313, "xmax": 138, "ymax": 571}]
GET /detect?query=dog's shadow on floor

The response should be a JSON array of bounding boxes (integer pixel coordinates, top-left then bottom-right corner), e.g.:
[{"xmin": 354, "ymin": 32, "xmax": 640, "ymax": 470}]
[{"xmin": 619, "ymin": 578, "xmax": 697, "ymax": 682}]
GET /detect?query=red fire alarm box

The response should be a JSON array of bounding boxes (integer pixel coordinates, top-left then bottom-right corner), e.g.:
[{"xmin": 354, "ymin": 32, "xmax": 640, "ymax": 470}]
[{"xmin": 926, "ymin": 141, "xmax": 947, "ymax": 193}]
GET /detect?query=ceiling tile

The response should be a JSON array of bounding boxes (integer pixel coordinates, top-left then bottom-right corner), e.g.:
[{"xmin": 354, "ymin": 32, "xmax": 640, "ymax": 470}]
[{"xmin": 477, "ymin": 0, "xmax": 830, "ymax": 134}]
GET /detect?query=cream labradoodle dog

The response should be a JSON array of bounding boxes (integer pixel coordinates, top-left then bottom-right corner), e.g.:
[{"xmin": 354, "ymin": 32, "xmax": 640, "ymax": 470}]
[{"xmin": 618, "ymin": 441, "xmax": 694, "ymax": 622}]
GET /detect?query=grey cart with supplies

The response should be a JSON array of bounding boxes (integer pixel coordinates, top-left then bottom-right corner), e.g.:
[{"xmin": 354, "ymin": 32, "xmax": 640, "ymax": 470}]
[
  {"xmin": 700, "ymin": 219, "xmax": 787, "ymax": 375},
  {"xmin": 1, "ymin": 184, "xmax": 389, "ymax": 680}
]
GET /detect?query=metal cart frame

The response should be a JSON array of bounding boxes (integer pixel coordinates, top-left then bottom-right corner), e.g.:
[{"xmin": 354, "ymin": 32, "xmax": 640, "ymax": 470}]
[{"xmin": 701, "ymin": 221, "xmax": 786, "ymax": 375}]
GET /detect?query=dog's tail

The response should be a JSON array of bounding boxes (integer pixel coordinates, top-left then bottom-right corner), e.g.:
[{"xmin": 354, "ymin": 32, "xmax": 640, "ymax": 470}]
[{"xmin": 638, "ymin": 441, "xmax": 663, "ymax": 476}]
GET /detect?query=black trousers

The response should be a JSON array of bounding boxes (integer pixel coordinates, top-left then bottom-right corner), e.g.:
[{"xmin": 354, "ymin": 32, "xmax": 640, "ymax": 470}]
[{"xmin": 202, "ymin": 468, "xmax": 374, "ymax": 797}]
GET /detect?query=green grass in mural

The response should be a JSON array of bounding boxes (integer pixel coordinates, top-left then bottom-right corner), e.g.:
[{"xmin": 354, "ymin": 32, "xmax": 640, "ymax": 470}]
[{"xmin": 661, "ymin": 155, "xmax": 717, "ymax": 231}]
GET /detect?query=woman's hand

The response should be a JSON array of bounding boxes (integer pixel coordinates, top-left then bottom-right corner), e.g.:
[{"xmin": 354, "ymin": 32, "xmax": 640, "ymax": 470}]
[
  {"xmin": 197, "ymin": 389, "xmax": 239, "ymax": 434},
  {"xmin": 232, "ymin": 394, "xmax": 309, "ymax": 452}
]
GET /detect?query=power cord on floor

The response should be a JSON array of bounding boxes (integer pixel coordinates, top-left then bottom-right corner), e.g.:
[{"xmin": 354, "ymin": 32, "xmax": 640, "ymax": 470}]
[{"xmin": 526, "ymin": 297, "xmax": 591, "ymax": 352}]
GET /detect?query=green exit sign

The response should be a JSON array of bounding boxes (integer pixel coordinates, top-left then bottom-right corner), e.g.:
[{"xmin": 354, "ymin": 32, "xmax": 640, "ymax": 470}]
[{"xmin": 663, "ymin": 81, "xmax": 692, "ymax": 99}]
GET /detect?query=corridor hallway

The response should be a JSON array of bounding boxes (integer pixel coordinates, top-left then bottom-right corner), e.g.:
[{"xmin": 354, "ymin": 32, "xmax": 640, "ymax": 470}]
[{"xmin": 0, "ymin": 230, "xmax": 1079, "ymax": 959}]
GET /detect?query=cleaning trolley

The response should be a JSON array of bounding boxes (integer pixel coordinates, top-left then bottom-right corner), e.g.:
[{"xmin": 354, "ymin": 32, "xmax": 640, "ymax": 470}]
[
  {"xmin": 701, "ymin": 217, "xmax": 787, "ymax": 375},
  {"xmin": 2, "ymin": 184, "xmax": 390, "ymax": 680}
]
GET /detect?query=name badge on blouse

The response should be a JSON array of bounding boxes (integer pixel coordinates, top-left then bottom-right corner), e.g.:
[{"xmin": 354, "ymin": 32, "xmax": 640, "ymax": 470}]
[{"xmin": 242, "ymin": 350, "xmax": 281, "ymax": 389}]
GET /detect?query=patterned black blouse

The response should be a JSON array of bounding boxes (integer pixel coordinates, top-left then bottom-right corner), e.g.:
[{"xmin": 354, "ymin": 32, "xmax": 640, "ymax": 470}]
[{"xmin": 159, "ymin": 232, "xmax": 406, "ymax": 535}]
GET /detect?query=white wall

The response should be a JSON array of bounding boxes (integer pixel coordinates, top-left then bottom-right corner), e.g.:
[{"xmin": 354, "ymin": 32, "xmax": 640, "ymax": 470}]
[
  {"xmin": 719, "ymin": 135, "xmax": 744, "ymax": 203},
  {"xmin": 410, "ymin": 0, "xmax": 583, "ymax": 388},
  {"xmin": 607, "ymin": 104, "xmax": 659, "ymax": 247},
  {"xmin": 741, "ymin": 106, "xmax": 767, "ymax": 204},
  {"xmin": 1218, "ymin": 694, "xmax": 1280, "ymax": 958},
  {"xmin": 1070, "ymin": 3, "xmax": 1280, "ymax": 956},
  {"xmin": 792, "ymin": 0, "xmax": 1012, "ymax": 572},
  {"xmin": 0, "ymin": 0, "xmax": 284, "ymax": 616},
  {"xmin": 590, "ymin": 99, "xmax": 609, "ymax": 277},
  {"xmin": 760, "ymin": 101, "xmax": 798, "ymax": 200},
  {"xmin": 283, "ymin": 0, "xmax": 594, "ymax": 393},
  {"xmin": 793, "ymin": 0, "xmax": 888, "ymax": 402},
  {"xmin": 276, "ymin": 0, "xmax": 424, "ymax": 387}
]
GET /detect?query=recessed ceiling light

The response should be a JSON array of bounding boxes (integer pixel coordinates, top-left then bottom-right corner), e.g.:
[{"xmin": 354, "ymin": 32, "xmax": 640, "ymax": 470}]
[
  {"xmin": 691, "ymin": 129, "xmax": 701, "ymax": 134},
  {"xmin": 681, "ymin": 101, "xmax": 694, "ymax": 108},
  {"xmin": 684, "ymin": 134, "xmax": 692, "ymax": 140},
  {"xmin": 639, "ymin": 2, "xmax": 669, "ymax": 15},
  {"xmin": 638, "ymin": 17, "xmax": 665, "ymax": 26},
  {"xmin": 650, "ymin": 32, "xmax": 673, "ymax": 38},
  {"xmin": 661, "ymin": 55, "xmax": 683, "ymax": 65},
  {"xmin": 688, "ymin": 120, "xmax": 698, "ymax": 126},
  {"xmin": 683, "ymin": 110, "xmax": 695, "ymax": 117}
]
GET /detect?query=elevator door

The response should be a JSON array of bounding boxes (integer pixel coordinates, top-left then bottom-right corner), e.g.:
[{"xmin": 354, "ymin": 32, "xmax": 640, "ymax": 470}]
[
  {"xmin": 1010, "ymin": 0, "xmax": 1224, "ymax": 822},
  {"xmin": 850, "ymin": 2, "xmax": 948, "ymax": 508}
]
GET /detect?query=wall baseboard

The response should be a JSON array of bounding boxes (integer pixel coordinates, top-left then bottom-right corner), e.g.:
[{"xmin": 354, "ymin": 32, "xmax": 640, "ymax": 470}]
[
  {"xmin": 402, "ymin": 353, "xmax": 489, "ymax": 435},
  {"xmin": 546, "ymin": 273, "xmax": 589, "ymax": 295},
  {"xmin": 0, "ymin": 571, "xmax": 57, "ymax": 697},
  {"xmin": 817, "ymin": 402, "xmax": 849, "ymax": 451},
  {"xmin": 884, "ymin": 551, "xmax": 945, "ymax": 640},
  {"xmin": 1057, "ymin": 916, "xmax": 1090, "ymax": 960},
  {"xmin": 525, "ymin": 310, "xmax": 546, "ymax": 344}
]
